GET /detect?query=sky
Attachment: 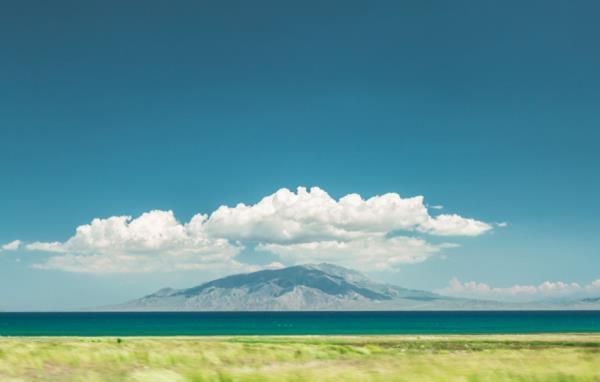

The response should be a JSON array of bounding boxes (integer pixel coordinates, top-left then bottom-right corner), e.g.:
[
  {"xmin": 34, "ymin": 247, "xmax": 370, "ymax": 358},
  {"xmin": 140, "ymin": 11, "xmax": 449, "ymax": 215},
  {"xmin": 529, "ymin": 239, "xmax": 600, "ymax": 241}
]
[{"xmin": 1, "ymin": 1, "xmax": 599, "ymax": 310}]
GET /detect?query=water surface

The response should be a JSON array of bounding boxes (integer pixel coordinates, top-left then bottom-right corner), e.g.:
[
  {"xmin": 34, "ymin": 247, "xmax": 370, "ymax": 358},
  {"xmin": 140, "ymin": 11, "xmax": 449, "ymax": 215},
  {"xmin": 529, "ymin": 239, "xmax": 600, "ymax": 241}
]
[{"xmin": 1, "ymin": 311, "xmax": 599, "ymax": 336}]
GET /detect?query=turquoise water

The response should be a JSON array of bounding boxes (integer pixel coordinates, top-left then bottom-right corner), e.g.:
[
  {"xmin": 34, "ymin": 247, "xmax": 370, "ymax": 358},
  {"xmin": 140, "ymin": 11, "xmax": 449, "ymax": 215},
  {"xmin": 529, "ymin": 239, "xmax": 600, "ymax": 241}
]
[{"xmin": 1, "ymin": 311, "xmax": 599, "ymax": 336}]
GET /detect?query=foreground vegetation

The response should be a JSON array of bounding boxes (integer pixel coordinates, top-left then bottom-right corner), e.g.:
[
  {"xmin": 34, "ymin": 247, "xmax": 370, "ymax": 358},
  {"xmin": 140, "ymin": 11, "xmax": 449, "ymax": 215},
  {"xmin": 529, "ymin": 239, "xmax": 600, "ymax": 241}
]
[{"xmin": 0, "ymin": 334, "xmax": 599, "ymax": 381}]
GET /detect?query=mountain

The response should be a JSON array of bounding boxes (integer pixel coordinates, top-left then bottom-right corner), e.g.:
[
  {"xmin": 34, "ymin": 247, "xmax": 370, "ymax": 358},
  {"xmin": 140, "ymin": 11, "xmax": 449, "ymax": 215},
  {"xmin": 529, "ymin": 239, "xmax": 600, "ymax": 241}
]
[{"xmin": 113, "ymin": 264, "xmax": 503, "ymax": 311}]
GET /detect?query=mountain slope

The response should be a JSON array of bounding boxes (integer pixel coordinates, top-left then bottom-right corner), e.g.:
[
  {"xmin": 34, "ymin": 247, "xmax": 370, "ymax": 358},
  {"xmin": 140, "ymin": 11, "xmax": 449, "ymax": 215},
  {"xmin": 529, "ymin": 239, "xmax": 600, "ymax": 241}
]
[{"xmin": 115, "ymin": 264, "xmax": 491, "ymax": 311}]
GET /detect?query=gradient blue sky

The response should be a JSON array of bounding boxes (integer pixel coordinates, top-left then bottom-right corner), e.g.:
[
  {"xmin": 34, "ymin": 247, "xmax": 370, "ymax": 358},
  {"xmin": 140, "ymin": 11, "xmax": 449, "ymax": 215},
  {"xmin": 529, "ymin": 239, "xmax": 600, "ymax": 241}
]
[{"xmin": 1, "ymin": 1, "xmax": 599, "ymax": 310}]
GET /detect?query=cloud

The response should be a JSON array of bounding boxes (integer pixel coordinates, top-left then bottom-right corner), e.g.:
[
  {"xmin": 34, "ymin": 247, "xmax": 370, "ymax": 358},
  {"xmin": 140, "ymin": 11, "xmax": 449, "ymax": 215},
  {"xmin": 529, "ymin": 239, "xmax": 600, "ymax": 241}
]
[
  {"xmin": 418, "ymin": 214, "xmax": 492, "ymax": 236},
  {"xmin": 203, "ymin": 187, "xmax": 491, "ymax": 241},
  {"xmin": 27, "ymin": 210, "xmax": 242, "ymax": 273},
  {"xmin": 438, "ymin": 277, "xmax": 600, "ymax": 299},
  {"xmin": 1, "ymin": 240, "xmax": 22, "ymax": 251},
  {"xmin": 24, "ymin": 187, "xmax": 492, "ymax": 273},
  {"xmin": 258, "ymin": 236, "xmax": 457, "ymax": 271},
  {"xmin": 429, "ymin": 205, "xmax": 444, "ymax": 210}
]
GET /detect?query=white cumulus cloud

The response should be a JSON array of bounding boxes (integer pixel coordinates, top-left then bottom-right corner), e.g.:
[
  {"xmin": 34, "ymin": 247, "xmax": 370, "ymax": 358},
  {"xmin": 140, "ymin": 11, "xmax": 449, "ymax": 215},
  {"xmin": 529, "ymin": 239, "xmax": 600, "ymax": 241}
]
[
  {"xmin": 203, "ymin": 187, "xmax": 491, "ymax": 242},
  {"xmin": 24, "ymin": 187, "xmax": 492, "ymax": 273},
  {"xmin": 27, "ymin": 210, "xmax": 242, "ymax": 273}
]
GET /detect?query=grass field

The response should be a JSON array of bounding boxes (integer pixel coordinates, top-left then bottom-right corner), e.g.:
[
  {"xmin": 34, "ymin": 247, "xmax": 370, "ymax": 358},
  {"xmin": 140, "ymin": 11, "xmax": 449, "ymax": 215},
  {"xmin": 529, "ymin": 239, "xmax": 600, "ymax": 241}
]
[{"xmin": 1, "ymin": 334, "xmax": 599, "ymax": 381}]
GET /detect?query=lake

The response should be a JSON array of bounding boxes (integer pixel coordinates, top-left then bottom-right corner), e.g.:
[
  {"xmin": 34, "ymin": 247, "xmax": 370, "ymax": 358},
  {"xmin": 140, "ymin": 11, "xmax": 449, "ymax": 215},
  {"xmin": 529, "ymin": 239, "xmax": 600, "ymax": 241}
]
[{"xmin": 1, "ymin": 311, "xmax": 599, "ymax": 336}]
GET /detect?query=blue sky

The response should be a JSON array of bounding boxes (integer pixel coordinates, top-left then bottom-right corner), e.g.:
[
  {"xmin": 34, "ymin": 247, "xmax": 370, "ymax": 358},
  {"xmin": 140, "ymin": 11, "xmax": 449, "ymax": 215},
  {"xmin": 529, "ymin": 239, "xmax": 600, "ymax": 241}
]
[{"xmin": 1, "ymin": 1, "xmax": 599, "ymax": 310}]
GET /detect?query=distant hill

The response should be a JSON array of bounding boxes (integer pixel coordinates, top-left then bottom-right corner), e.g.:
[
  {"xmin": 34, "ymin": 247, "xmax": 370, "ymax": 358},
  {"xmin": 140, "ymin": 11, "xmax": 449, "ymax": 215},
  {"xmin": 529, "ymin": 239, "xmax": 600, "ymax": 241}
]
[{"xmin": 112, "ymin": 264, "xmax": 506, "ymax": 311}]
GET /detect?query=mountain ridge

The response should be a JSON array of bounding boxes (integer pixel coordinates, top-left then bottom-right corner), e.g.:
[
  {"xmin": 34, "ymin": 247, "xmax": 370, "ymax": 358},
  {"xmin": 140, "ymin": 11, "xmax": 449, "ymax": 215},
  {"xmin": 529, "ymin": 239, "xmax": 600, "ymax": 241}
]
[
  {"xmin": 114, "ymin": 263, "xmax": 478, "ymax": 311},
  {"xmin": 107, "ymin": 264, "xmax": 600, "ymax": 311}
]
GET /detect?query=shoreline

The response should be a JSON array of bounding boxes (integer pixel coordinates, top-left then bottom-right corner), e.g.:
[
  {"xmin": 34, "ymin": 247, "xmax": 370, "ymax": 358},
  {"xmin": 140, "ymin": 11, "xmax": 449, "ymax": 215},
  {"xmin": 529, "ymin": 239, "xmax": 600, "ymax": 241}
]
[{"xmin": 2, "ymin": 332, "xmax": 600, "ymax": 338}]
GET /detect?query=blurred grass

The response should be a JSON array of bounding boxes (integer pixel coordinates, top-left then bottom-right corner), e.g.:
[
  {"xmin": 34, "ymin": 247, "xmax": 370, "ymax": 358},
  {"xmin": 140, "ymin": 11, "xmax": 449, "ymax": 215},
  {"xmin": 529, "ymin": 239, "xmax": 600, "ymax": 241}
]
[{"xmin": 0, "ymin": 334, "xmax": 599, "ymax": 381}]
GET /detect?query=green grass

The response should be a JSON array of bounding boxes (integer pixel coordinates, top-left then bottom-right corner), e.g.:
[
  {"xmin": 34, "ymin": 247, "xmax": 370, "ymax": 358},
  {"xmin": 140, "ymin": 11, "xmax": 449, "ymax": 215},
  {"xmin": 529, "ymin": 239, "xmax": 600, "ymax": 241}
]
[{"xmin": 1, "ymin": 334, "xmax": 599, "ymax": 381}]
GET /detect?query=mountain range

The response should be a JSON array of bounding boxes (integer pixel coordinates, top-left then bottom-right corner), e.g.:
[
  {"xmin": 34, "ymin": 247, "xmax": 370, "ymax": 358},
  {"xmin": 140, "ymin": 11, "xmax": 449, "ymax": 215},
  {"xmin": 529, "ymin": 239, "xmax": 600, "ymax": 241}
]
[
  {"xmin": 109, "ymin": 263, "xmax": 600, "ymax": 311},
  {"xmin": 119, "ymin": 263, "xmax": 448, "ymax": 310}
]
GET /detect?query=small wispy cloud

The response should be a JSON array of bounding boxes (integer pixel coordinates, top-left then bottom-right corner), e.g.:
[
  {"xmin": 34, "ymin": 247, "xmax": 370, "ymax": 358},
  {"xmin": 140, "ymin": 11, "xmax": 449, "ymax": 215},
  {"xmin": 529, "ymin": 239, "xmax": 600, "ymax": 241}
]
[{"xmin": 1, "ymin": 240, "xmax": 22, "ymax": 251}]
